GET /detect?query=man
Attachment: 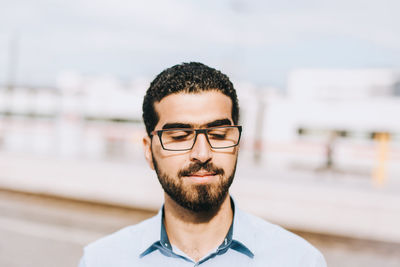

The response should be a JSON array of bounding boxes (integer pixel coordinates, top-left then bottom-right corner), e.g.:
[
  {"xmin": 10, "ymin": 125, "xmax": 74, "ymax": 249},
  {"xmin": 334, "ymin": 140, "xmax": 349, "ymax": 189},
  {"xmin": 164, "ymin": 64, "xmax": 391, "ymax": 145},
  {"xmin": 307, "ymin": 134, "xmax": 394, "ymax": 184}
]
[{"xmin": 79, "ymin": 62, "xmax": 326, "ymax": 266}]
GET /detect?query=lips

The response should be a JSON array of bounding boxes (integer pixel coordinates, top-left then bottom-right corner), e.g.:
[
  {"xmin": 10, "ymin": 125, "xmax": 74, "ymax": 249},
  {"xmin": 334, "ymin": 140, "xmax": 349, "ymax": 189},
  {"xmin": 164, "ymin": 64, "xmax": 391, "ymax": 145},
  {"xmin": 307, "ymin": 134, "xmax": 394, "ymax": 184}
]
[
  {"xmin": 186, "ymin": 171, "xmax": 216, "ymax": 177},
  {"xmin": 178, "ymin": 162, "xmax": 224, "ymax": 179},
  {"xmin": 183, "ymin": 171, "xmax": 218, "ymax": 184}
]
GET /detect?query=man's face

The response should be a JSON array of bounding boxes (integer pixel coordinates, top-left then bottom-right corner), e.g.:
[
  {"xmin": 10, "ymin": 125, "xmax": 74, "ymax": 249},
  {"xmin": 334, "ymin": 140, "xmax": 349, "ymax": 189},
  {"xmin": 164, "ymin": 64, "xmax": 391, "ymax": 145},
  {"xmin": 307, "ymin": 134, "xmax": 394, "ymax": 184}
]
[{"xmin": 143, "ymin": 91, "xmax": 239, "ymax": 212}]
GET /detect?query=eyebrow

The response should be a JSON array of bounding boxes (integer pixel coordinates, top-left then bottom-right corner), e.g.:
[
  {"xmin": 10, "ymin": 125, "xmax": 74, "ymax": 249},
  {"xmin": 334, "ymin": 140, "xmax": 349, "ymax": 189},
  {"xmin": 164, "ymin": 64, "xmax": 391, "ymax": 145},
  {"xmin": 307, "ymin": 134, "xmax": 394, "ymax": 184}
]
[
  {"xmin": 206, "ymin": 119, "xmax": 232, "ymax": 127},
  {"xmin": 162, "ymin": 123, "xmax": 192, "ymax": 130},
  {"xmin": 161, "ymin": 119, "xmax": 232, "ymax": 130}
]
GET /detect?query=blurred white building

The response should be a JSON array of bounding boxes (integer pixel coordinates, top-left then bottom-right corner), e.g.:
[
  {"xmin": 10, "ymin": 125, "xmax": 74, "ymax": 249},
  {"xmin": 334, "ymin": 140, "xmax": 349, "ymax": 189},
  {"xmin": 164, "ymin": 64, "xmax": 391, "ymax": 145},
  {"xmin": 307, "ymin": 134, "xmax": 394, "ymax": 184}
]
[
  {"xmin": 0, "ymin": 72, "xmax": 147, "ymax": 159},
  {"xmin": 283, "ymin": 69, "xmax": 400, "ymax": 138},
  {"xmin": 258, "ymin": 69, "xmax": 400, "ymax": 174},
  {"xmin": 288, "ymin": 69, "xmax": 400, "ymax": 100}
]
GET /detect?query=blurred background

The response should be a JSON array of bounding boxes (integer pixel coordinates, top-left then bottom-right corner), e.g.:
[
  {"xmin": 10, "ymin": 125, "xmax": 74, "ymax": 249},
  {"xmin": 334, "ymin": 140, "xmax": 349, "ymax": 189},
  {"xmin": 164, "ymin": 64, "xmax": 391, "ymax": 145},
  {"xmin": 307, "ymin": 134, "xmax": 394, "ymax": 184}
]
[{"xmin": 1, "ymin": 0, "xmax": 400, "ymax": 266}]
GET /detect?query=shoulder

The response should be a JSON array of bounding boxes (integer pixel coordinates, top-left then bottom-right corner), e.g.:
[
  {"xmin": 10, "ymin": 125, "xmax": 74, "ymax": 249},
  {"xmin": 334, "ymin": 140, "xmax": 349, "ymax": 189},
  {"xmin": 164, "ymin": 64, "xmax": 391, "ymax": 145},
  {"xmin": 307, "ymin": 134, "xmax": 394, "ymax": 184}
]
[
  {"xmin": 237, "ymin": 210, "xmax": 303, "ymax": 243},
  {"xmin": 85, "ymin": 223, "xmax": 142, "ymax": 252},
  {"xmin": 235, "ymin": 210, "xmax": 326, "ymax": 266},
  {"xmin": 80, "ymin": 214, "xmax": 159, "ymax": 266}
]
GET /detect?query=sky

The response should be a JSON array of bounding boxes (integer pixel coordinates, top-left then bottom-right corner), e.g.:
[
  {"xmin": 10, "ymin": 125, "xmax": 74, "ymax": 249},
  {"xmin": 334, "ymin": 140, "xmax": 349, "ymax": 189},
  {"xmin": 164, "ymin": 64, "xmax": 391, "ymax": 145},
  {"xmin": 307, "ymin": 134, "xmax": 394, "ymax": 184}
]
[{"xmin": 1, "ymin": 0, "xmax": 400, "ymax": 89}]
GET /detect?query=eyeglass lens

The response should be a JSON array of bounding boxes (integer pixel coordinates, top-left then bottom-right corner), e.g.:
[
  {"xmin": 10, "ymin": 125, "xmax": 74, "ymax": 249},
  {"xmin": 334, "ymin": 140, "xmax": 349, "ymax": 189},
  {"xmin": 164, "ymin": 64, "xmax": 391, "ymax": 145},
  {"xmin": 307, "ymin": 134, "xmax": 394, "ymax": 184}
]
[{"xmin": 161, "ymin": 127, "xmax": 240, "ymax": 150}]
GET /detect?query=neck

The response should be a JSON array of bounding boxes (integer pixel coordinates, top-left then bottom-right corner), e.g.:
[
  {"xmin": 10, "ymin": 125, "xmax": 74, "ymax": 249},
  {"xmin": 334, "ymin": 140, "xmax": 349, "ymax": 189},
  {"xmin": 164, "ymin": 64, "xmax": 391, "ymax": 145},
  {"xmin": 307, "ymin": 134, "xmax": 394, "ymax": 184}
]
[{"xmin": 163, "ymin": 193, "xmax": 233, "ymax": 262}]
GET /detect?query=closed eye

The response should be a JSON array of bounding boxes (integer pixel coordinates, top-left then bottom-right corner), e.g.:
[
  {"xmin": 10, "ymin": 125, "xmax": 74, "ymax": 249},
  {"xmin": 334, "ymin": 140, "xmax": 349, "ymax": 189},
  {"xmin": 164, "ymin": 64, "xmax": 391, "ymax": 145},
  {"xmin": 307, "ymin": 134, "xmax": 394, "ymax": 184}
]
[
  {"xmin": 172, "ymin": 134, "xmax": 191, "ymax": 140},
  {"xmin": 210, "ymin": 134, "xmax": 226, "ymax": 140},
  {"xmin": 208, "ymin": 132, "xmax": 227, "ymax": 139},
  {"xmin": 165, "ymin": 130, "xmax": 194, "ymax": 140}
]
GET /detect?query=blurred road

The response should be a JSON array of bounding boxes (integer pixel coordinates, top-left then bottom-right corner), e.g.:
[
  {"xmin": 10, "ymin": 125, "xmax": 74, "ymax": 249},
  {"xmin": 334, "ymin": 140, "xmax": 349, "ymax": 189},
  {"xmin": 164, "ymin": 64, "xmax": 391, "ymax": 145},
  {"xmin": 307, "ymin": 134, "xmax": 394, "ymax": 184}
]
[
  {"xmin": 1, "ymin": 190, "xmax": 399, "ymax": 267},
  {"xmin": 0, "ymin": 189, "xmax": 155, "ymax": 267}
]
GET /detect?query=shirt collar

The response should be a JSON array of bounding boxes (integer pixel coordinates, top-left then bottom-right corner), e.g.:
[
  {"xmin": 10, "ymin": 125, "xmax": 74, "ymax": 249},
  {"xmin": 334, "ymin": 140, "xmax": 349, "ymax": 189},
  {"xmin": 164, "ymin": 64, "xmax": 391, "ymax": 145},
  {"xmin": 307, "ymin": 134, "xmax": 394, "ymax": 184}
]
[
  {"xmin": 138, "ymin": 208, "xmax": 163, "ymax": 256},
  {"xmin": 139, "ymin": 198, "xmax": 254, "ymax": 259},
  {"xmin": 231, "ymin": 208, "xmax": 256, "ymax": 257}
]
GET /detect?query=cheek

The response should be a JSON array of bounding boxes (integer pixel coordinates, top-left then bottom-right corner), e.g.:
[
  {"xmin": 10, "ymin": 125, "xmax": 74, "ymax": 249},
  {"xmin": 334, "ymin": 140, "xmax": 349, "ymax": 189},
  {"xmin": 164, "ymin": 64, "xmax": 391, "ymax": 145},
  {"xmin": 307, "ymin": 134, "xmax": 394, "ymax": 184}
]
[
  {"xmin": 214, "ymin": 153, "xmax": 238, "ymax": 171},
  {"xmin": 154, "ymin": 149, "xmax": 187, "ymax": 174}
]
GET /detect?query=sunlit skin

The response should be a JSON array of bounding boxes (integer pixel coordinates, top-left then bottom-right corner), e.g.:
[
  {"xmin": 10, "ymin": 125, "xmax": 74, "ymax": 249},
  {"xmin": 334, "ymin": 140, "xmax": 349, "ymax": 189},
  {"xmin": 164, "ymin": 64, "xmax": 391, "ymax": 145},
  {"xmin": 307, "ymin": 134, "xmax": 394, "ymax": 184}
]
[{"xmin": 143, "ymin": 91, "xmax": 239, "ymax": 261}]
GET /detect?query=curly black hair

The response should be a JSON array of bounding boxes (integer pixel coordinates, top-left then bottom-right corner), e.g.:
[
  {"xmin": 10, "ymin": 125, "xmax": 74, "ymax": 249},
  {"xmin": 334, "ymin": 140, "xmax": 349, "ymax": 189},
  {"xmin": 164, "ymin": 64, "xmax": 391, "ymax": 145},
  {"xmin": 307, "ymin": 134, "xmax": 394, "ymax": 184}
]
[{"xmin": 142, "ymin": 62, "xmax": 239, "ymax": 136}]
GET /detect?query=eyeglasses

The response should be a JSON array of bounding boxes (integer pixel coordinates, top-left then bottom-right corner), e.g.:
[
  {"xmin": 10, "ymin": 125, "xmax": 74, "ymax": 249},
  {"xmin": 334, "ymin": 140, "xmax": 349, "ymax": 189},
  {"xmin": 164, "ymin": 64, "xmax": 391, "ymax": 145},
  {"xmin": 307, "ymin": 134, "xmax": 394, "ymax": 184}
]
[{"xmin": 151, "ymin": 125, "xmax": 242, "ymax": 151}]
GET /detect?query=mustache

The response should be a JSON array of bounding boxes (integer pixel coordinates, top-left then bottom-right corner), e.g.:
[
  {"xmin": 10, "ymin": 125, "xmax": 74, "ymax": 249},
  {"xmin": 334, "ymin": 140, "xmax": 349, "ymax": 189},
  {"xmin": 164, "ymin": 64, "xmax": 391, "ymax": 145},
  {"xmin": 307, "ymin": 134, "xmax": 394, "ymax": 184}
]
[{"xmin": 178, "ymin": 162, "xmax": 225, "ymax": 177}]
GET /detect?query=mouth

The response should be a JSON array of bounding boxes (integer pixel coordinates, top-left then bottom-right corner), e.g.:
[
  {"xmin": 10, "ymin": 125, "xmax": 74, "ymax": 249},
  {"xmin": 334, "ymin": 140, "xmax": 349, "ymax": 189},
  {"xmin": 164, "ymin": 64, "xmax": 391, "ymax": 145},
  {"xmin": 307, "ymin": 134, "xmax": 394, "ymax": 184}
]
[{"xmin": 183, "ymin": 172, "xmax": 218, "ymax": 184}]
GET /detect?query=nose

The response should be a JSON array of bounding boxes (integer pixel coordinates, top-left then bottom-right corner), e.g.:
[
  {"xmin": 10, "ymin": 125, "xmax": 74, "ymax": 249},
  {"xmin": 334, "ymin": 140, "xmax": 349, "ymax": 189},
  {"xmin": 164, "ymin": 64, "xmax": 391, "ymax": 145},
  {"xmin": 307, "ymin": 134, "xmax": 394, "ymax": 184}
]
[{"xmin": 190, "ymin": 132, "xmax": 212, "ymax": 163}]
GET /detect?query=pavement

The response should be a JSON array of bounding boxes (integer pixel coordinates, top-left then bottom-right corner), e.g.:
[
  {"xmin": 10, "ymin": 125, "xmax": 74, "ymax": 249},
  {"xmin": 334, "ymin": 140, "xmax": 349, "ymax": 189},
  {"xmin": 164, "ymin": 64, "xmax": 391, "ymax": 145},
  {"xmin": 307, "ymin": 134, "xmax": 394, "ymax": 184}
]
[{"xmin": 1, "ymin": 151, "xmax": 400, "ymax": 244}]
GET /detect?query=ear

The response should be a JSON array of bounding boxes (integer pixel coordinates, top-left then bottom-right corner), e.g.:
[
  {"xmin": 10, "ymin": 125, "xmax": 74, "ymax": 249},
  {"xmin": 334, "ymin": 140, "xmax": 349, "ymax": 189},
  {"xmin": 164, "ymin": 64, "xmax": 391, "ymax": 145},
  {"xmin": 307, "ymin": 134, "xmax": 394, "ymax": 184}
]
[{"xmin": 143, "ymin": 135, "xmax": 155, "ymax": 170}]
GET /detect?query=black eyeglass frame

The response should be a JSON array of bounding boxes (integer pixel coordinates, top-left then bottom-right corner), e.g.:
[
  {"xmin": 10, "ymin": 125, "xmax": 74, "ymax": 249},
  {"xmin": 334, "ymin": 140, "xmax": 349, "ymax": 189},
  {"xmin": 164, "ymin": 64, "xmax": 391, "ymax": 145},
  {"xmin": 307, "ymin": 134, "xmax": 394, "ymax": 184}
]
[{"xmin": 150, "ymin": 125, "xmax": 242, "ymax": 151}]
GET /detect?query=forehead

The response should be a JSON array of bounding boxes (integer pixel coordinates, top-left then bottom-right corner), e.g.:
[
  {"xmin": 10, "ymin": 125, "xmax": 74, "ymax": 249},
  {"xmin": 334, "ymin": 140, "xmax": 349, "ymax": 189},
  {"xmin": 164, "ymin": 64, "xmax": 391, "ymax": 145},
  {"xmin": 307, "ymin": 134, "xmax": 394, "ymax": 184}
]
[{"xmin": 154, "ymin": 91, "xmax": 233, "ymax": 128}]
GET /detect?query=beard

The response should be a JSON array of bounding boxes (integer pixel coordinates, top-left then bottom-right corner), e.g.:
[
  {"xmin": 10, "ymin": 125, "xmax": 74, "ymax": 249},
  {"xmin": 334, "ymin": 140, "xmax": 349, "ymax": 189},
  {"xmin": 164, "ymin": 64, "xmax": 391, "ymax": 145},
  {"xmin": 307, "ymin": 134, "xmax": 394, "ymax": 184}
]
[{"xmin": 152, "ymin": 156, "xmax": 237, "ymax": 212}]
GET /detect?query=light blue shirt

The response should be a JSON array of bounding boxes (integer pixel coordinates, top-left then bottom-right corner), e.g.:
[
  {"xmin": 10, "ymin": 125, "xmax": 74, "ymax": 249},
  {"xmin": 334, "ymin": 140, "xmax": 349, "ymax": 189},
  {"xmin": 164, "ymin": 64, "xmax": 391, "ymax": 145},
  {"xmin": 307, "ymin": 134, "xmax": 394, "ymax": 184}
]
[{"xmin": 79, "ymin": 200, "xmax": 326, "ymax": 267}]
